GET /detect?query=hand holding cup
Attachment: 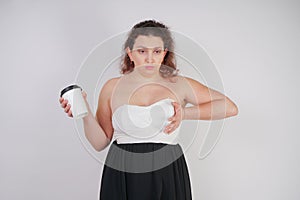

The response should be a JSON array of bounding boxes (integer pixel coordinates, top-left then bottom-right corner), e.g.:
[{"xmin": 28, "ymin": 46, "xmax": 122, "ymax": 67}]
[{"xmin": 59, "ymin": 85, "xmax": 88, "ymax": 119}]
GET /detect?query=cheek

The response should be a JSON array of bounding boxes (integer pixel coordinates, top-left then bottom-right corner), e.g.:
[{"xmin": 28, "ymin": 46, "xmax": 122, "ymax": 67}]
[
  {"xmin": 135, "ymin": 56, "xmax": 144, "ymax": 62},
  {"xmin": 156, "ymin": 55, "xmax": 165, "ymax": 62},
  {"xmin": 131, "ymin": 54, "xmax": 140, "ymax": 60}
]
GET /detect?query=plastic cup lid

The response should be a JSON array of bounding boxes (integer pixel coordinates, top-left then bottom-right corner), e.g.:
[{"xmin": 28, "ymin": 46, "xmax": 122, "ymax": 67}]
[{"xmin": 60, "ymin": 84, "xmax": 82, "ymax": 97}]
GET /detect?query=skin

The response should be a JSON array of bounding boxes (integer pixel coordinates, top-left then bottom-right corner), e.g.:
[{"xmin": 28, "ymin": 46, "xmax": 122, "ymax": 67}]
[
  {"xmin": 126, "ymin": 35, "xmax": 167, "ymax": 80},
  {"xmin": 125, "ymin": 35, "xmax": 181, "ymax": 134},
  {"xmin": 59, "ymin": 35, "xmax": 239, "ymax": 149}
]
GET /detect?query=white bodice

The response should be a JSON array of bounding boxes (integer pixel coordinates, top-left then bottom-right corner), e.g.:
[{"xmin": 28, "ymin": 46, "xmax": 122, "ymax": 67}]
[{"xmin": 112, "ymin": 98, "xmax": 181, "ymax": 144}]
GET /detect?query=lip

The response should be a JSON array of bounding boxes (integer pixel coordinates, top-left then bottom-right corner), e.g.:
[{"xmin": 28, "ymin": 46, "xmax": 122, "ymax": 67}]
[{"xmin": 145, "ymin": 66, "xmax": 155, "ymax": 70}]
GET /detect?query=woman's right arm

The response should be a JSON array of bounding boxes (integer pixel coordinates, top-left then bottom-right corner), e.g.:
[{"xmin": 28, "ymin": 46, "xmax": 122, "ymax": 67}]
[
  {"xmin": 59, "ymin": 78, "xmax": 117, "ymax": 152},
  {"xmin": 81, "ymin": 102, "xmax": 111, "ymax": 151}
]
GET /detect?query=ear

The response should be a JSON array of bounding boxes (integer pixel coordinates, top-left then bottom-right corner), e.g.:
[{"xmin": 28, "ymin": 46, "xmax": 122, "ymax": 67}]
[
  {"xmin": 163, "ymin": 48, "xmax": 168, "ymax": 57},
  {"xmin": 126, "ymin": 47, "xmax": 133, "ymax": 61}
]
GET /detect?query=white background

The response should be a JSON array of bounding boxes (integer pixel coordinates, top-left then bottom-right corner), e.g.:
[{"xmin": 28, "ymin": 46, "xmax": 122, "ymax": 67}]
[{"xmin": 1, "ymin": 0, "xmax": 299, "ymax": 199}]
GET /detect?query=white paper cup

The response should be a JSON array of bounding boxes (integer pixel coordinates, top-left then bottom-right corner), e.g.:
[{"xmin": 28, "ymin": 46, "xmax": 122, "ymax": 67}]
[{"xmin": 60, "ymin": 85, "xmax": 88, "ymax": 119}]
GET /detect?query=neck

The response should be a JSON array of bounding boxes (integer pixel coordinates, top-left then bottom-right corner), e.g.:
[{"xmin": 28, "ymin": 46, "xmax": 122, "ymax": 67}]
[{"xmin": 130, "ymin": 68, "xmax": 163, "ymax": 82}]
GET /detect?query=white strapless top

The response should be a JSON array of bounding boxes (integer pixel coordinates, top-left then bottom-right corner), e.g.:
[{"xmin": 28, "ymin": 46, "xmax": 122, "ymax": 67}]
[{"xmin": 112, "ymin": 98, "xmax": 181, "ymax": 144}]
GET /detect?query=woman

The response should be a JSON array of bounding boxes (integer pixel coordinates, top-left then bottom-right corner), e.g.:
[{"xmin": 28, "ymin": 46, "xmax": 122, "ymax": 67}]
[{"xmin": 59, "ymin": 19, "xmax": 238, "ymax": 200}]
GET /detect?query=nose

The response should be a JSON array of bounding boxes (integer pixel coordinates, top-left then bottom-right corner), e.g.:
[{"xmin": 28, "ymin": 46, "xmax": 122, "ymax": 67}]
[{"xmin": 145, "ymin": 51, "xmax": 154, "ymax": 63}]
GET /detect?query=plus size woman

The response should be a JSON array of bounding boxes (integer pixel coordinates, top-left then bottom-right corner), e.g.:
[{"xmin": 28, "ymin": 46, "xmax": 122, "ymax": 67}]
[{"xmin": 59, "ymin": 19, "xmax": 238, "ymax": 200}]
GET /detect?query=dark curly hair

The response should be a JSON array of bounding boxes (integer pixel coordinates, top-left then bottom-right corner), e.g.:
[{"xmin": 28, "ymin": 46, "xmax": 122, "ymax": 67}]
[{"xmin": 120, "ymin": 19, "xmax": 179, "ymax": 78}]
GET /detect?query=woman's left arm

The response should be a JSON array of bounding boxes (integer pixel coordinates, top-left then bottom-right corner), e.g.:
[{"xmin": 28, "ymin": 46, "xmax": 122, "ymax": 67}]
[
  {"xmin": 182, "ymin": 77, "xmax": 239, "ymax": 120},
  {"xmin": 164, "ymin": 77, "xmax": 238, "ymax": 134}
]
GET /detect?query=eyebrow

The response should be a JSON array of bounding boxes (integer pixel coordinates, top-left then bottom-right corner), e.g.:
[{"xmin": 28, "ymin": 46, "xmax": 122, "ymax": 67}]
[{"xmin": 134, "ymin": 46, "xmax": 164, "ymax": 49}]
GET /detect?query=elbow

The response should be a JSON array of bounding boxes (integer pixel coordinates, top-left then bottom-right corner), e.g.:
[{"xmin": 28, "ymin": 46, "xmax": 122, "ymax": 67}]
[
  {"xmin": 94, "ymin": 146, "xmax": 105, "ymax": 152},
  {"xmin": 94, "ymin": 143, "xmax": 108, "ymax": 152},
  {"xmin": 231, "ymin": 104, "xmax": 239, "ymax": 116},
  {"xmin": 226, "ymin": 98, "xmax": 239, "ymax": 117},
  {"xmin": 94, "ymin": 138, "xmax": 111, "ymax": 152}
]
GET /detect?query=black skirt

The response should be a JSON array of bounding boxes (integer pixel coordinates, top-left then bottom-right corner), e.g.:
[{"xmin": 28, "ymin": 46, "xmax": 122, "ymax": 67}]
[{"xmin": 99, "ymin": 140, "xmax": 192, "ymax": 200}]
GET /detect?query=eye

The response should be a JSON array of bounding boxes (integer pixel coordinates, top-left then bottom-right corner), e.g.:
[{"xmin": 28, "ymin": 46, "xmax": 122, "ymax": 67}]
[
  {"xmin": 137, "ymin": 49, "xmax": 145, "ymax": 54},
  {"xmin": 154, "ymin": 49, "xmax": 162, "ymax": 54}
]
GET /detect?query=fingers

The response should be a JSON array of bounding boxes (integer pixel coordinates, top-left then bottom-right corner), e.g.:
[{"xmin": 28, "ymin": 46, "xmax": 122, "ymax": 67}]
[
  {"xmin": 60, "ymin": 99, "xmax": 68, "ymax": 108},
  {"xmin": 172, "ymin": 101, "xmax": 179, "ymax": 108},
  {"xmin": 82, "ymin": 90, "xmax": 87, "ymax": 99},
  {"xmin": 169, "ymin": 102, "xmax": 182, "ymax": 121},
  {"xmin": 67, "ymin": 109, "xmax": 73, "ymax": 117},
  {"xmin": 59, "ymin": 97, "xmax": 73, "ymax": 117},
  {"xmin": 64, "ymin": 104, "xmax": 71, "ymax": 112},
  {"xmin": 171, "ymin": 102, "xmax": 178, "ymax": 115},
  {"xmin": 64, "ymin": 103, "xmax": 72, "ymax": 117},
  {"xmin": 59, "ymin": 90, "xmax": 87, "ymax": 118},
  {"xmin": 164, "ymin": 124, "xmax": 172, "ymax": 134},
  {"xmin": 164, "ymin": 122, "xmax": 177, "ymax": 134},
  {"xmin": 164, "ymin": 102, "xmax": 182, "ymax": 134},
  {"xmin": 172, "ymin": 102, "xmax": 181, "ymax": 113}
]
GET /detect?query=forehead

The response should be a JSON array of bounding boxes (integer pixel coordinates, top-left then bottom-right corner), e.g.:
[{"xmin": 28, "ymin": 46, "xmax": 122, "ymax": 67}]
[{"xmin": 133, "ymin": 35, "xmax": 164, "ymax": 49}]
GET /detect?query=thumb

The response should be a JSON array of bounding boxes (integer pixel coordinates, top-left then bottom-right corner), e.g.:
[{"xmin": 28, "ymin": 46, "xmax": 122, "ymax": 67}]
[
  {"xmin": 82, "ymin": 90, "xmax": 87, "ymax": 99},
  {"xmin": 81, "ymin": 90, "xmax": 91, "ymax": 111}
]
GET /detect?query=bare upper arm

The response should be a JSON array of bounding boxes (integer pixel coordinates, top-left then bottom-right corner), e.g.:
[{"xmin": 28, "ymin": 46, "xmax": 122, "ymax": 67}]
[
  {"xmin": 184, "ymin": 77, "xmax": 228, "ymax": 105},
  {"xmin": 95, "ymin": 77, "xmax": 119, "ymax": 140}
]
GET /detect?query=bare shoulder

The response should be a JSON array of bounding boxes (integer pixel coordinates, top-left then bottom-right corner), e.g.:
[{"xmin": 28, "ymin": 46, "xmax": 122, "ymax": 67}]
[
  {"xmin": 178, "ymin": 76, "xmax": 209, "ymax": 92},
  {"xmin": 173, "ymin": 75, "xmax": 206, "ymax": 91},
  {"xmin": 175, "ymin": 74, "xmax": 193, "ymax": 82},
  {"xmin": 174, "ymin": 75, "xmax": 210, "ymax": 105},
  {"xmin": 178, "ymin": 75, "xmax": 205, "ymax": 87},
  {"xmin": 99, "ymin": 77, "xmax": 121, "ymax": 99},
  {"xmin": 96, "ymin": 77, "xmax": 122, "ymax": 140},
  {"xmin": 104, "ymin": 76, "xmax": 121, "ymax": 88},
  {"xmin": 97, "ymin": 77, "xmax": 121, "ymax": 109}
]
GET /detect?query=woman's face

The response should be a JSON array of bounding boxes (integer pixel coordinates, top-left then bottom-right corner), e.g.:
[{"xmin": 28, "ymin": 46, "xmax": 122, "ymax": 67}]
[{"xmin": 126, "ymin": 35, "xmax": 167, "ymax": 72}]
